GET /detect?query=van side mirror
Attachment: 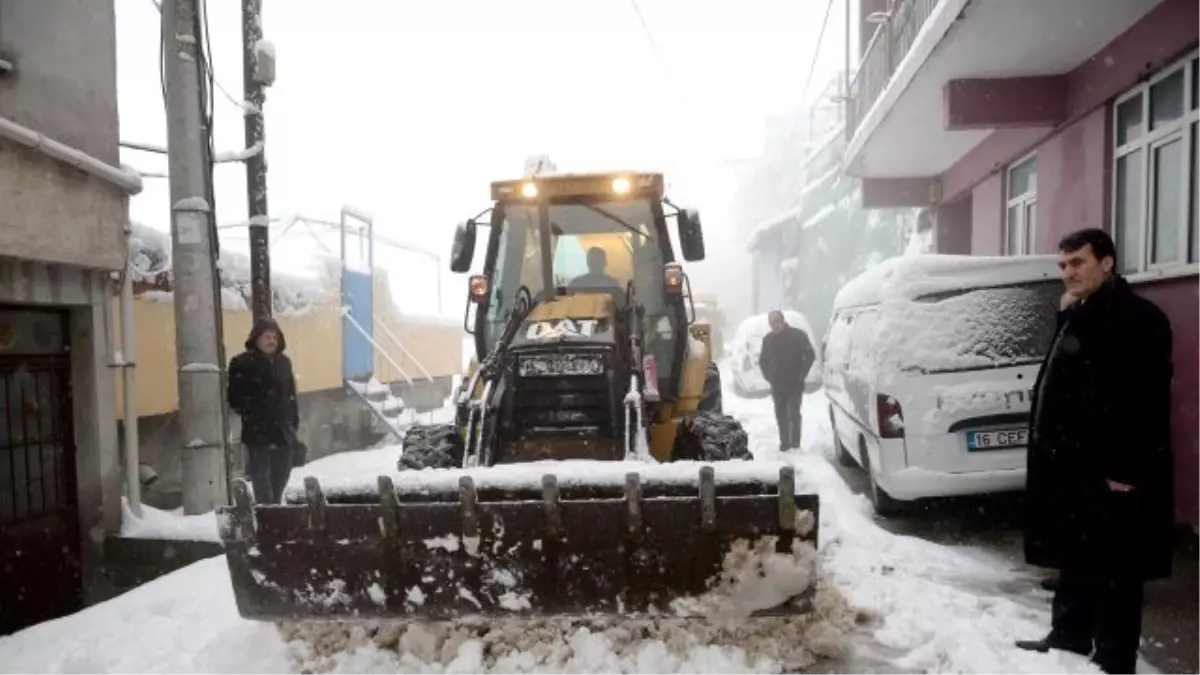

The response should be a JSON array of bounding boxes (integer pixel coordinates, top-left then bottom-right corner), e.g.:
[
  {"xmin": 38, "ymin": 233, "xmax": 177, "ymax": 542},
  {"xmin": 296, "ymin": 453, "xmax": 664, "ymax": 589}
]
[
  {"xmin": 449, "ymin": 220, "xmax": 477, "ymax": 273},
  {"xmin": 676, "ymin": 208, "xmax": 705, "ymax": 262}
]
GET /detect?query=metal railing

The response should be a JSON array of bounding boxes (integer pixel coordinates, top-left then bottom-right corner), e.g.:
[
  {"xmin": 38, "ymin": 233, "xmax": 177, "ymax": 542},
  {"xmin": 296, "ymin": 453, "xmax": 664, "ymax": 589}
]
[
  {"xmin": 374, "ymin": 318, "xmax": 435, "ymax": 384},
  {"xmin": 845, "ymin": 0, "xmax": 941, "ymax": 143}
]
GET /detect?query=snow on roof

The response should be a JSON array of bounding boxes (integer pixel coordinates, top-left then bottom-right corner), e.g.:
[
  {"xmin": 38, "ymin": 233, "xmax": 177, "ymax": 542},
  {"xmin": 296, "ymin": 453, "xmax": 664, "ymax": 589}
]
[
  {"xmin": 832, "ymin": 254, "xmax": 1060, "ymax": 310},
  {"xmin": 800, "ymin": 203, "xmax": 837, "ymax": 231},
  {"xmin": 128, "ymin": 221, "xmax": 335, "ymax": 316},
  {"xmin": 747, "ymin": 192, "xmax": 847, "ymax": 251},
  {"xmin": 746, "ymin": 204, "xmax": 803, "ymax": 250}
]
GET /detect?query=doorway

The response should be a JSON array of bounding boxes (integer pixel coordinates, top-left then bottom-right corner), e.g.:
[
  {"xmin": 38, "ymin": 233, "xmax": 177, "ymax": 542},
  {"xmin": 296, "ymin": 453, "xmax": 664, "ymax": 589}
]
[{"xmin": 0, "ymin": 307, "xmax": 82, "ymax": 635}]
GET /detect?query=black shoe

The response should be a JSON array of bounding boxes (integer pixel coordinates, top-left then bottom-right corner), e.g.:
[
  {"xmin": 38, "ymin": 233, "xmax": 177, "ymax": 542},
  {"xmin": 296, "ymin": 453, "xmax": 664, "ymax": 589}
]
[
  {"xmin": 1015, "ymin": 637, "xmax": 1090, "ymax": 657},
  {"xmin": 1092, "ymin": 658, "xmax": 1135, "ymax": 675},
  {"xmin": 1040, "ymin": 577, "xmax": 1059, "ymax": 592}
]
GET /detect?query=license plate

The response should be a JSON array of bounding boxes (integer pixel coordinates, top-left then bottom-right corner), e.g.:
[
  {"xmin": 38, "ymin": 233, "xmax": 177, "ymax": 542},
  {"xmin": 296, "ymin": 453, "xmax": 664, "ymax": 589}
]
[{"xmin": 966, "ymin": 428, "xmax": 1028, "ymax": 451}]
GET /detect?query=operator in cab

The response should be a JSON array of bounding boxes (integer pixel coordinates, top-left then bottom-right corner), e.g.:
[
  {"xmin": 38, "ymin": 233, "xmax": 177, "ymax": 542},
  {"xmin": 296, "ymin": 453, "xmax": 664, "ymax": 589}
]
[{"xmin": 569, "ymin": 247, "xmax": 621, "ymax": 290}]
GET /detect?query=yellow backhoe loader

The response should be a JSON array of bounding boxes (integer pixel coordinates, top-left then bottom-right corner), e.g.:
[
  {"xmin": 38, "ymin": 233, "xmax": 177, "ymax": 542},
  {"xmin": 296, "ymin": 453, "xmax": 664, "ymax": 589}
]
[{"xmin": 217, "ymin": 166, "xmax": 820, "ymax": 621}]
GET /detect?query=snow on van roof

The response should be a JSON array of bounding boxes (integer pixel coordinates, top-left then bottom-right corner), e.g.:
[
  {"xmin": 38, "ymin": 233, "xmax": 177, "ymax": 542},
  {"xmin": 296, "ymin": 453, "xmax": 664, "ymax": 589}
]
[{"xmin": 832, "ymin": 254, "xmax": 1060, "ymax": 310}]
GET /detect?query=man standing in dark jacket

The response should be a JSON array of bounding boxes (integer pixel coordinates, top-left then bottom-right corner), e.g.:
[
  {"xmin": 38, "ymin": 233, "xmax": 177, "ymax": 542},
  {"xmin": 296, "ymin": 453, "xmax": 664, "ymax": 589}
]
[
  {"xmin": 1016, "ymin": 229, "xmax": 1174, "ymax": 674},
  {"xmin": 227, "ymin": 318, "xmax": 300, "ymax": 505},
  {"xmin": 759, "ymin": 310, "xmax": 816, "ymax": 450}
]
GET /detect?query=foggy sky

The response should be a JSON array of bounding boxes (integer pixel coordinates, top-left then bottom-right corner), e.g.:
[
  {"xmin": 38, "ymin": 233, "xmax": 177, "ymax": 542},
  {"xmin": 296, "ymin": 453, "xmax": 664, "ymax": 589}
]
[{"xmin": 117, "ymin": 0, "xmax": 853, "ymax": 319}]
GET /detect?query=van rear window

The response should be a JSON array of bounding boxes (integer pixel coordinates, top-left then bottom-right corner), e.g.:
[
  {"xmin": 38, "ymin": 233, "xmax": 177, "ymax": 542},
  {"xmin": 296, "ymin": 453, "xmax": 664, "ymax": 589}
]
[{"xmin": 879, "ymin": 281, "xmax": 1060, "ymax": 374}]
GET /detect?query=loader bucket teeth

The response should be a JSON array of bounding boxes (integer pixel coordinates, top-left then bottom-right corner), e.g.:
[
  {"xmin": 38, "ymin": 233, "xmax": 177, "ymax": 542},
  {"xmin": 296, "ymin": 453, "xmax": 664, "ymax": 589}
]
[{"xmin": 217, "ymin": 463, "xmax": 819, "ymax": 621}]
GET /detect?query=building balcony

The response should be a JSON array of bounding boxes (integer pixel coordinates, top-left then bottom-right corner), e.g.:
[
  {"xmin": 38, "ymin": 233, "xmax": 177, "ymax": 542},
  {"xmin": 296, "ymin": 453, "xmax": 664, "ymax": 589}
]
[{"xmin": 843, "ymin": 0, "xmax": 1166, "ymax": 184}]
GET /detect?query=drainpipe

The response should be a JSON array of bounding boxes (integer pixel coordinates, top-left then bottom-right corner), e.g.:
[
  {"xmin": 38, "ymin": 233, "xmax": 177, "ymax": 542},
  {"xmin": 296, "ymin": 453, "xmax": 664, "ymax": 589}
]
[
  {"xmin": 0, "ymin": 116, "xmax": 143, "ymax": 194},
  {"xmin": 119, "ymin": 223, "xmax": 142, "ymax": 517}
]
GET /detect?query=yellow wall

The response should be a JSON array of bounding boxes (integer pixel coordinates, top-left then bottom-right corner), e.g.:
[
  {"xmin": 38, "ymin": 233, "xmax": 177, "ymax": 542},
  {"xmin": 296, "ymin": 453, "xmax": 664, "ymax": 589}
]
[{"xmin": 112, "ymin": 284, "xmax": 462, "ymax": 420}]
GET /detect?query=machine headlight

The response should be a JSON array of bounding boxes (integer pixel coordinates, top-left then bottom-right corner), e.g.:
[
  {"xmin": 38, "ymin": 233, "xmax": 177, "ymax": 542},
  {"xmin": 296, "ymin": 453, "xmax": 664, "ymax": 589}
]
[{"xmin": 519, "ymin": 353, "xmax": 605, "ymax": 377}]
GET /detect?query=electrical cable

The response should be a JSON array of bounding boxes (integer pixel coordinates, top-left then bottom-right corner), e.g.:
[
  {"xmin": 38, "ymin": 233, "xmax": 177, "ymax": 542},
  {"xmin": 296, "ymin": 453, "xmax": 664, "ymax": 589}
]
[
  {"xmin": 625, "ymin": 0, "xmax": 691, "ymax": 190},
  {"xmin": 799, "ymin": 0, "xmax": 838, "ymax": 108},
  {"xmin": 628, "ymin": 0, "xmax": 675, "ymax": 89}
]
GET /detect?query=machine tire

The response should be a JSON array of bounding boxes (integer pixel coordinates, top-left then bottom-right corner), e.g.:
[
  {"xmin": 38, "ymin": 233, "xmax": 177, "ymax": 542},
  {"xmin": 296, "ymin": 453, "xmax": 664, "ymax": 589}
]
[
  {"xmin": 698, "ymin": 362, "xmax": 723, "ymax": 413},
  {"xmin": 672, "ymin": 410, "xmax": 751, "ymax": 462},
  {"xmin": 398, "ymin": 424, "xmax": 464, "ymax": 471}
]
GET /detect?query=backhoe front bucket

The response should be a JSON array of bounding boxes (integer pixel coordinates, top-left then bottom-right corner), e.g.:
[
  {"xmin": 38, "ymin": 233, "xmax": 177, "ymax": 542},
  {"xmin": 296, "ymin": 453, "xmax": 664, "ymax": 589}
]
[{"xmin": 217, "ymin": 461, "xmax": 819, "ymax": 621}]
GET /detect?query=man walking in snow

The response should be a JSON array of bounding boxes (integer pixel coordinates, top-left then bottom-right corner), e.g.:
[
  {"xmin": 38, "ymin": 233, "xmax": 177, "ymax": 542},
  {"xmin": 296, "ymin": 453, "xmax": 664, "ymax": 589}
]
[
  {"xmin": 227, "ymin": 317, "xmax": 301, "ymax": 505},
  {"xmin": 758, "ymin": 310, "xmax": 816, "ymax": 450},
  {"xmin": 1017, "ymin": 229, "xmax": 1174, "ymax": 674}
]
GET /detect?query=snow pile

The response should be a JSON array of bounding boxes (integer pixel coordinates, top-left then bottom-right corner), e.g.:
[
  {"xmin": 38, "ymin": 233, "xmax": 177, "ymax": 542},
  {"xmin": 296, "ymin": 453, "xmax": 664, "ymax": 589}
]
[
  {"xmin": 275, "ymin": 517, "xmax": 854, "ymax": 673},
  {"xmin": 670, "ymin": 531, "xmax": 817, "ymax": 619},
  {"xmin": 118, "ymin": 498, "xmax": 220, "ymax": 542},
  {"xmin": 281, "ymin": 587, "xmax": 855, "ymax": 675},
  {"xmin": 127, "ymin": 222, "xmax": 337, "ymax": 316}
]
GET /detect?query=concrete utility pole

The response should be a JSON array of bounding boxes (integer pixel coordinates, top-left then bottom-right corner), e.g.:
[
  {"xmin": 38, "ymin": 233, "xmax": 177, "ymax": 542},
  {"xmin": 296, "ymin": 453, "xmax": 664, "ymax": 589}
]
[
  {"xmin": 163, "ymin": 0, "xmax": 229, "ymax": 514},
  {"xmin": 242, "ymin": 0, "xmax": 273, "ymax": 322}
]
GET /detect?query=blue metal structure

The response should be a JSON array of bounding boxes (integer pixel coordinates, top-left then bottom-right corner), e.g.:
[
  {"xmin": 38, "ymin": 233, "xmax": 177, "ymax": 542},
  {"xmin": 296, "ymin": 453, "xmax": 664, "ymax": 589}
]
[{"xmin": 340, "ymin": 206, "xmax": 375, "ymax": 382}]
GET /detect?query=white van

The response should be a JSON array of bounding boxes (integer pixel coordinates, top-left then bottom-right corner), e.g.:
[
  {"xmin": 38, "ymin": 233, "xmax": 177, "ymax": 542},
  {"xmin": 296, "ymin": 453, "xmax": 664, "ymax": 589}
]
[{"xmin": 823, "ymin": 254, "xmax": 1061, "ymax": 514}]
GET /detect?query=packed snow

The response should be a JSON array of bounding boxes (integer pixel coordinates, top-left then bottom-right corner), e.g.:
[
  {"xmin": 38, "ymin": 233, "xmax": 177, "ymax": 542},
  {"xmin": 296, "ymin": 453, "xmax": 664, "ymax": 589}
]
[{"xmin": 0, "ymin": 370, "xmax": 1123, "ymax": 674}]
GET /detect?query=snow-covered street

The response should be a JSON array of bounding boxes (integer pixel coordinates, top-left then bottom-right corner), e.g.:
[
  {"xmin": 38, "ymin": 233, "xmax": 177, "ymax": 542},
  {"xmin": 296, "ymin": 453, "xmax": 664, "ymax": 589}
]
[{"xmin": 0, "ymin": 385, "xmax": 1129, "ymax": 674}]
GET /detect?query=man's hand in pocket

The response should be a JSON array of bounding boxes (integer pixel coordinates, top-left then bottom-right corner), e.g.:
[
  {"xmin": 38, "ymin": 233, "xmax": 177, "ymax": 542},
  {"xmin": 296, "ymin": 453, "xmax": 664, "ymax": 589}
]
[{"xmin": 1106, "ymin": 479, "xmax": 1135, "ymax": 492}]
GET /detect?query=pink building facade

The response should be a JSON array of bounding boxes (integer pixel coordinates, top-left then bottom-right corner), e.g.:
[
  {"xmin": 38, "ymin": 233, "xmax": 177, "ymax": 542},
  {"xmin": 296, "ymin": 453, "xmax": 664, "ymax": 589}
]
[{"xmin": 845, "ymin": 0, "xmax": 1199, "ymax": 525}]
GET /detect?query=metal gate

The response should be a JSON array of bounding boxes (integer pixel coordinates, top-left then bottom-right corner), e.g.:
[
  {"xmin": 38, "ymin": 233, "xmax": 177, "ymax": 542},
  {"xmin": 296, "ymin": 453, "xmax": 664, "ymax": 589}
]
[{"xmin": 0, "ymin": 308, "xmax": 81, "ymax": 635}]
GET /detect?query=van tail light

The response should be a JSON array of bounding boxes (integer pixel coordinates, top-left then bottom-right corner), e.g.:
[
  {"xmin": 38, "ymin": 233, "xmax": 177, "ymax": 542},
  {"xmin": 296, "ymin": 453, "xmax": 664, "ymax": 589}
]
[{"xmin": 877, "ymin": 394, "xmax": 905, "ymax": 439}]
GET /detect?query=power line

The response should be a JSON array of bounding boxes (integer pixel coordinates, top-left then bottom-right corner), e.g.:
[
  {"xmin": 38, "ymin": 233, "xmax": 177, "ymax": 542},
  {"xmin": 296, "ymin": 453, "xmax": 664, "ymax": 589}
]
[
  {"xmin": 799, "ymin": 0, "xmax": 838, "ymax": 108},
  {"xmin": 625, "ymin": 0, "xmax": 694, "ymax": 191},
  {"xmin": 628, "ymin": 0, "xmax": 675, "ymax": 88}
]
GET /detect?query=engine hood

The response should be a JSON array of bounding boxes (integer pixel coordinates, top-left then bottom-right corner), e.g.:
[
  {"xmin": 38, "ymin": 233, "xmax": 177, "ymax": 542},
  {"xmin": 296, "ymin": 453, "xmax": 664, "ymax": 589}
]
[{"xmin": 510, "ymin": 292, "xmax": 619, "ymax": 350}]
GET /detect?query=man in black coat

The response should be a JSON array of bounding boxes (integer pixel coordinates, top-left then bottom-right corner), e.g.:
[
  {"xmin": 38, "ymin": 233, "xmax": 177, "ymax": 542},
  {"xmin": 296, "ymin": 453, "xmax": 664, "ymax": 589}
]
[
  {"xmin": 759, "ymin": 310, "xmax": 816, "ymax": 450},
  {"xmin": 1016, "ymin": 229, "xmax": 1174, "ymax": 674},
  {"xmin": 227, "ymin": 318, "xmax": 300, "ymax": 505}
]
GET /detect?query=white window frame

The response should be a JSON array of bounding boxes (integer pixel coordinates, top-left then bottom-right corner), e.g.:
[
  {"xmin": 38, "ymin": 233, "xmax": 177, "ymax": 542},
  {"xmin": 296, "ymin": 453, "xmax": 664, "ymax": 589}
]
[
  {"xmin": 1004, "ymin": 152, "xmax": 1038, "ymax": 256},
  {"xmin": 1111, "ymin": 50, "xmax": 1200, "ymax": 282}
]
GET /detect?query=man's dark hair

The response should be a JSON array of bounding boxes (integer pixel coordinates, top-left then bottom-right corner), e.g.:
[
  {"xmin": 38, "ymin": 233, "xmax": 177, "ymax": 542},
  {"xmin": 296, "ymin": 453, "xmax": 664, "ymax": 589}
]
[
  {"xmin": 1059, "ymin": 228, "xmax": 1117, "ymax": 265},
  {"xmin": 586, "ymin": 246, "xmax": 607, "ymax": 272}
]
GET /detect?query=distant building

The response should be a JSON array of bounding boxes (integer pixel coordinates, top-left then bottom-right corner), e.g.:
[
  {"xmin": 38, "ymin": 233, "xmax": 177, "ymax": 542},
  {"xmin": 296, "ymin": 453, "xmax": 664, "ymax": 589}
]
[
  {"xmin": 746, "ymin": 72, "xmax": 922, "ymax": 338},
  {"xmin": 843, "ymin": 0, "xmax": 1198, "ymax": 526}
]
